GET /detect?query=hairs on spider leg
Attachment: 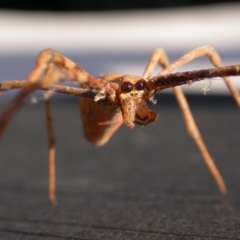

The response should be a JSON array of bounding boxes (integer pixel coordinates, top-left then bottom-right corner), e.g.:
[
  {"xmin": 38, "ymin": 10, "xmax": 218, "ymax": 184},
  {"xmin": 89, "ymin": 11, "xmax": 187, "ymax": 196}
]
[{"xmin": 199, "ymin": 79, "xmax": 212, "ymax": 95}]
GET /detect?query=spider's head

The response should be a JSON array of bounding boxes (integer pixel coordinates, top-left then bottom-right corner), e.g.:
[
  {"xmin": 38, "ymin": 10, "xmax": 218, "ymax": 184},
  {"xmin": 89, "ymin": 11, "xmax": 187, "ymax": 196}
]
[
  {"xmin": 117, "ymin": 75, "xmax": 153, "ymax": 100},
  {"xmin": 115, "ymin": 75, "xmax": 158, "ymax": 128}
]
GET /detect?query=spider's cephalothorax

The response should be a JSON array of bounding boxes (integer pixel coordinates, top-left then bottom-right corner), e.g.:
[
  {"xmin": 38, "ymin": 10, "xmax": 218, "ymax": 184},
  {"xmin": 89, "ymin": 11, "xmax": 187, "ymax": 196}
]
[{"xmin": 115, "ymin": 75, "xmax": 158, "ymax": 128}]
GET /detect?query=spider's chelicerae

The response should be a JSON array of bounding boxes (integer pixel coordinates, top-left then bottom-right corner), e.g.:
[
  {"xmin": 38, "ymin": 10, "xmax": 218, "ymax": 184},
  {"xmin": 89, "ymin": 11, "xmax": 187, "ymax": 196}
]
[{"xmin": 0, "ymin": 45, "xmax": 240, "ymax": 205}]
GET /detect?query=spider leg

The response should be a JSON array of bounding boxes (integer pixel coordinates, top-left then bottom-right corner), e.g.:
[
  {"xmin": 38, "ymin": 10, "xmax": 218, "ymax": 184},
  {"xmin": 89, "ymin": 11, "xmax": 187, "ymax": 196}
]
[
  {"xmin": 143, "ymin": 46, "xmax": 232, "ymax": 194},
  {"xmin": 43, "ymin": 63, "xmax": 57, "ymax": 206},
  {"xmin": 0, "ymin": 50, "xmax": 110, "ymax": 141},
  {"xmin": 0, "ymin": 61, "xmax": 59, "ymax": 206},
  {"xmin": 0, "ymin": 50, "xmax": 117, "ymax": 205},
  {"xmin": 156, "ymin": 46, "xmax": 240, "ymax": 107},
  {"xmin": 27, "ymin": 49, "xmax": 94, "ymax": 85},
  {"xmin": 45, "ymin": 97, "xmax": 57, "ymax": 205},
  {"xmin": 32, "ymin": 50, "xmax": 119, "ymax": 102},
  {"xmin": 142, "ymin": 48, "xmax": 169, "ymax": 79}
]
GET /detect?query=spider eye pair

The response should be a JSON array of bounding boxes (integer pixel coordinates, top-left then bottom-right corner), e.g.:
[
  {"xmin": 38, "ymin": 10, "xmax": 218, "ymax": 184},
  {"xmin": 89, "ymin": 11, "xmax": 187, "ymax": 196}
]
[{"xmin": 121, "ymin": 80, "xmax": 146, "ymax": 93}]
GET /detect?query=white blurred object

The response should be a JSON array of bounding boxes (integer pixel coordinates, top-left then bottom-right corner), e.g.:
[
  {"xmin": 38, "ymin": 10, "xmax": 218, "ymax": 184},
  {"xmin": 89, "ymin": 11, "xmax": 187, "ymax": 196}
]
[
  {"xmin": 1, "ymin": 4, "xmax": 240, "ymax": 54},
  {"xmin": 0, "ymin": 4, "xmax": 240, "ymax": 95}
]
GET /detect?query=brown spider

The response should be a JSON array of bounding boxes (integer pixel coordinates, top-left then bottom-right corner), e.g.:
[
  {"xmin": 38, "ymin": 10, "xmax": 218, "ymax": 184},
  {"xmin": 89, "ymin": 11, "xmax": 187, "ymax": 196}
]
[{"xmin": 0, "ymin": 45, "xmax": 240, "ymax": 206}]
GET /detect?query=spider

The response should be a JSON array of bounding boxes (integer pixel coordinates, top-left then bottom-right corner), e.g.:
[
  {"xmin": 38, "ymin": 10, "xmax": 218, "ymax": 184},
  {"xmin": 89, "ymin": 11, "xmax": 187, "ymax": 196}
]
[{"xmin": 0, "ymin": 45, "xmax": 240, "ymax": 206}]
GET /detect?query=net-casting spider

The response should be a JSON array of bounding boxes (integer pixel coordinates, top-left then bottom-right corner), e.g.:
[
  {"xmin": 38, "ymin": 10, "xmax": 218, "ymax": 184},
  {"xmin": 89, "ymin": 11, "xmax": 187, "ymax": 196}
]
[{"xmin": 0, "ymin": 45, "xmax": 240, "ymax": 205}]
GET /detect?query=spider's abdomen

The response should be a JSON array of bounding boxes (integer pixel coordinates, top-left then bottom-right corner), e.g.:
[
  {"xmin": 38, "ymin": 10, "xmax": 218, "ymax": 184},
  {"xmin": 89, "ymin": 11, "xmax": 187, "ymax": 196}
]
[{"xmin": 79, "ymin": 97, "xmax": 122, "ymax": 146}]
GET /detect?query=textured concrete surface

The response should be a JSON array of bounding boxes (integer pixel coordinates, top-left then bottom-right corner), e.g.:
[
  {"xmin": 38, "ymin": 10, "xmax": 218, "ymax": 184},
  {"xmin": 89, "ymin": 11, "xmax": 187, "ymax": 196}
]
[{"xmin": 0, "ymin": 94, "xmax": 239, "ymax": 239}]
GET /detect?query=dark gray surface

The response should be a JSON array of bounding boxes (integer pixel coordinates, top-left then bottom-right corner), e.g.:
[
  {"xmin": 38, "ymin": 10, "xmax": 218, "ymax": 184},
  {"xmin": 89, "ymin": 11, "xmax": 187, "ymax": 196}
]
[{"xmin": 0, "ymin": 94, "xmax": 239, "ymax": 239}]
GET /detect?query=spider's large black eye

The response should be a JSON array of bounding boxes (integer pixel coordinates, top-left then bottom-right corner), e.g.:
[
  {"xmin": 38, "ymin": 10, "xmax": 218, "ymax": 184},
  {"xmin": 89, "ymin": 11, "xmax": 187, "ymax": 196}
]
[
  {"xmin": 121, "ymin": 82, "xmax": 133, "ymax": 93},
  {"xmin": 135, "ymin": 80, "xmax": 146, "ymax": 91}
]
